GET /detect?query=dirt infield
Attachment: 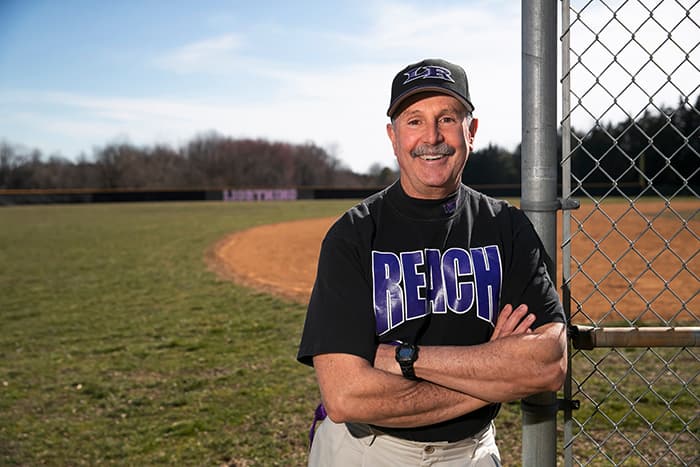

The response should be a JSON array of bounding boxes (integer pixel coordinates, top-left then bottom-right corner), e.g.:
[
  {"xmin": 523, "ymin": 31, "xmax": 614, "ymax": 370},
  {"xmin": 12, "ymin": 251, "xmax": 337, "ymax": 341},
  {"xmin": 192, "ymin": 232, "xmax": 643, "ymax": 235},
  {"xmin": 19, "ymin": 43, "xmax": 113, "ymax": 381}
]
[{"xmin": 209, "ymin": 200, "xmax": 698, "ymax": 324}]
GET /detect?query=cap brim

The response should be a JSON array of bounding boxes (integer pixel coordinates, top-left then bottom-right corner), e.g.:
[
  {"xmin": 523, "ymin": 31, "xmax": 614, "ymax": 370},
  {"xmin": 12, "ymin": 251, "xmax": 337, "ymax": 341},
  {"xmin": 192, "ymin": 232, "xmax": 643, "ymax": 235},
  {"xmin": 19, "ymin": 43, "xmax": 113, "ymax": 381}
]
[{"xmin": 387, "ymin": 86, "xmax": 474, "ymax": 117}]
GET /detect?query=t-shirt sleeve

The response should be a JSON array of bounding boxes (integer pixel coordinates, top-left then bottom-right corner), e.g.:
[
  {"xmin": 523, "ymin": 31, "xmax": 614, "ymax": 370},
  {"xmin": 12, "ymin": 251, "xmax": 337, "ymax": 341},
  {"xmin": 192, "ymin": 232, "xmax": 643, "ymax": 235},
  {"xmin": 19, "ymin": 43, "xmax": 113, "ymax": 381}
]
[
  {"xmin": 297, "ymin": 226, "xmax": 377, "ymax": 367},
  {"xmin": 500, "ymin": 209, "xmax": 566, "ymax": 329}
]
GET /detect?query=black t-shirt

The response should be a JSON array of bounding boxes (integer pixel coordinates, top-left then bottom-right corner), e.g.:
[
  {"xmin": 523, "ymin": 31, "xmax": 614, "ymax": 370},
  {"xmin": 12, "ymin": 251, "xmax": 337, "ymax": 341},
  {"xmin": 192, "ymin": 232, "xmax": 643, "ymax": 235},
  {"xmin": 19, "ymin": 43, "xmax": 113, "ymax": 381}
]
[{"xmin": 297, "ymin": 181, "xmax": 565, "ymax": 442}]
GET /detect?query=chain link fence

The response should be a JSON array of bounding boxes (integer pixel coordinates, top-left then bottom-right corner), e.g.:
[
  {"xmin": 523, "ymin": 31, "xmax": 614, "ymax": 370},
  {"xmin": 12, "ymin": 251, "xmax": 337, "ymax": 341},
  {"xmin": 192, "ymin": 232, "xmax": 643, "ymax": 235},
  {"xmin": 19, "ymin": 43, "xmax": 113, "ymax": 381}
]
[{"xmin": 559, "ymin": 0, "xmax": 699, "ymax": 465}]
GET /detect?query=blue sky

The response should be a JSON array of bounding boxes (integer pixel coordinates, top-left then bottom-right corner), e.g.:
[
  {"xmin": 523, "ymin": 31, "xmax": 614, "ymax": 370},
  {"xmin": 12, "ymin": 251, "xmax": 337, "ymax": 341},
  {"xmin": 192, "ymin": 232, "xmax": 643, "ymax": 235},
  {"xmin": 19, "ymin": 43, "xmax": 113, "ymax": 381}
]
[{"xmin": 1, "ymin": 1, "xmax": 697, "ymax": 173}]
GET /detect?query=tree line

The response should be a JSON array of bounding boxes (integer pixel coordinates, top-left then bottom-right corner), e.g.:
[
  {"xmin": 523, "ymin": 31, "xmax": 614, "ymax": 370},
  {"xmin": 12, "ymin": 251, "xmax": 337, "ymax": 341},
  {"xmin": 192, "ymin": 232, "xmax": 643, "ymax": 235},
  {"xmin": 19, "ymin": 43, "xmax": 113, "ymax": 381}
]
[
  {"xmin": 1, "ymin": 95, "xmax": 697, "ymax": 191},
  {"xmin": 0, "ymin": 134, "xmax": 382, "ymax": 190},
  {"xmin": 461, "ymin": 95, "xmax": 699, "ymax": 190}
]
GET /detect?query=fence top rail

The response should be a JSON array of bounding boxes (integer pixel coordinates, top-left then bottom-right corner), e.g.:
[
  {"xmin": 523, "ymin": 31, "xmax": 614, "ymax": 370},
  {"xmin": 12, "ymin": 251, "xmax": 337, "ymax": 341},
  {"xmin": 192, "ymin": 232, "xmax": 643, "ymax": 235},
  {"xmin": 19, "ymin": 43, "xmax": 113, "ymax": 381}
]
[{"xmin": 570, "ymin": 325, "xmax": 700, "ymax": 349}]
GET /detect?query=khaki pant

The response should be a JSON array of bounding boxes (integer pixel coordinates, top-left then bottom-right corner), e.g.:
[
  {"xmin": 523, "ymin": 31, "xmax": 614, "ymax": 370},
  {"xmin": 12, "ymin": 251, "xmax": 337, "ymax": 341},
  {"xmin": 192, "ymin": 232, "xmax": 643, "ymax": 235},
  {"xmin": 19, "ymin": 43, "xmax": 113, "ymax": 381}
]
[{"xmin": 308, "ymin": 418, "xmax": 501, "ymax": 467}]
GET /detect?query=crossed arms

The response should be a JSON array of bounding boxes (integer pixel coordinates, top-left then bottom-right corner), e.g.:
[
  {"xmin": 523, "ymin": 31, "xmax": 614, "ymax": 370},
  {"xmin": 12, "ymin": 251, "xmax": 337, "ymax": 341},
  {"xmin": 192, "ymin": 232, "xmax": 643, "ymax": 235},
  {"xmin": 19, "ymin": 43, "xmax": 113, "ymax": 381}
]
[{"xmin": 312, "ymin": 304, "xmax": 567, "ymax": 428}]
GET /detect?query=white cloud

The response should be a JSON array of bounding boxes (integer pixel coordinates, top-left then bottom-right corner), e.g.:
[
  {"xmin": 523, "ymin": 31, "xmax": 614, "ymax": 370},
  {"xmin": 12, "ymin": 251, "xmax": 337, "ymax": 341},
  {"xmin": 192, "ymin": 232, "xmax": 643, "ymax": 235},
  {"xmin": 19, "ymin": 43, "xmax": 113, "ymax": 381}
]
[
  {"xmin": 155, "ymin": 33, "xmax": 243, "ymax": 73},
  {"xmin": 358, "ymin": 2, "xmax": 514, "ymax": 56},
  {"xmin": 243, "ymin": 1, "xmax": 524, "ymax": 170}
]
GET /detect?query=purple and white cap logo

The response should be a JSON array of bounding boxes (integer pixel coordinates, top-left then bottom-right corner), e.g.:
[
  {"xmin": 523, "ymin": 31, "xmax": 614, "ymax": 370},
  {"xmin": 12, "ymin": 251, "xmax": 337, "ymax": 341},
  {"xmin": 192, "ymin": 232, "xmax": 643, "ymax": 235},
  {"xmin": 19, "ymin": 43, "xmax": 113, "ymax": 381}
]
[{"xmin": 403, "ymin": 65, "xmax": 455, "ymax": 85}]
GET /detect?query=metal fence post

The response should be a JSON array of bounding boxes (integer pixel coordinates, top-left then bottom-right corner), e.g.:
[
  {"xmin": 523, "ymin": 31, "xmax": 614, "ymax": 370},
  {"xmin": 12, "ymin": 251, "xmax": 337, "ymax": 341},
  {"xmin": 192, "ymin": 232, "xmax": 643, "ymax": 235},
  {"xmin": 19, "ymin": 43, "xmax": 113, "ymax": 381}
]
[{"xmin": 521, "ymin": 0, "xmax": 559, "ymax": 466}]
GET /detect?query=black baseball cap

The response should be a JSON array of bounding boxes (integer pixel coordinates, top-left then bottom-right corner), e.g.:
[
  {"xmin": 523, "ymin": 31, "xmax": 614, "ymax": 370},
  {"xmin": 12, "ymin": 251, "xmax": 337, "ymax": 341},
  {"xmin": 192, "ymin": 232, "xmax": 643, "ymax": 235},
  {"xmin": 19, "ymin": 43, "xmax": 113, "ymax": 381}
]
[{"xmin": 387, "ymin": 58, "xmax": 474, "ymax": 118}]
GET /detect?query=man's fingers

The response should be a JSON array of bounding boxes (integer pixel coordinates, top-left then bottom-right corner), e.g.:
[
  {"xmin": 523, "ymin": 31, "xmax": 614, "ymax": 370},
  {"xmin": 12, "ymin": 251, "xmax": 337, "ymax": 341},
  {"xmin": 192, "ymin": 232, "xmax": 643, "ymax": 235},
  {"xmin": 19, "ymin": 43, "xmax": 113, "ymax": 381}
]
[
  {"xmin": 491, "ymin": 304, "xmax": 513, "ymax": 339},
  {"xmin": 492, "ymin": 304, "xmax": 533, "ymax": 340},
  {"xmin": 514, "ymin": 313, "xmax": 536, "ymax": 334},
  {"xmin": 504, "ymin": 304, "xmax": 528, "ymax": 330}
]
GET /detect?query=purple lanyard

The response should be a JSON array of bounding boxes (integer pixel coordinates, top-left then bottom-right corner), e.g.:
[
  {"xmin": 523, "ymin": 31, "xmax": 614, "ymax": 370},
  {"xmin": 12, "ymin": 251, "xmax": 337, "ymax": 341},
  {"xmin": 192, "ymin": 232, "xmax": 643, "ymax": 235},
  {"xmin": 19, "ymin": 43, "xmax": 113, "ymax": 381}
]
[{"xmin": 309, "ymin": 403, "xmax": 327, "ymax": 447}]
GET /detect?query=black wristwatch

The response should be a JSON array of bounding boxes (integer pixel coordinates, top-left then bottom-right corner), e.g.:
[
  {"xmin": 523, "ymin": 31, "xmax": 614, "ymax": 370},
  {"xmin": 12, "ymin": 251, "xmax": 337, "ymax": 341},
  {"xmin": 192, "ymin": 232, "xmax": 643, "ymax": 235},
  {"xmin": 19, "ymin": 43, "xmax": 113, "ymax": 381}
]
[{"xmin": 395, "ymin": 343, "xmax": 419, "ymax": 380}]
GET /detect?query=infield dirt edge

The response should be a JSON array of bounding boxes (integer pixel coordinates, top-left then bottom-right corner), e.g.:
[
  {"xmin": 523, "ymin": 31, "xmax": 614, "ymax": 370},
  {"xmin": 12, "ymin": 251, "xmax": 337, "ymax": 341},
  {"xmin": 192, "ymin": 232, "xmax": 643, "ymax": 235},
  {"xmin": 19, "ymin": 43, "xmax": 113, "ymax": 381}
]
[{"xmin": 207, "ymin": 201, "xmax": 698, "ymax": 323}]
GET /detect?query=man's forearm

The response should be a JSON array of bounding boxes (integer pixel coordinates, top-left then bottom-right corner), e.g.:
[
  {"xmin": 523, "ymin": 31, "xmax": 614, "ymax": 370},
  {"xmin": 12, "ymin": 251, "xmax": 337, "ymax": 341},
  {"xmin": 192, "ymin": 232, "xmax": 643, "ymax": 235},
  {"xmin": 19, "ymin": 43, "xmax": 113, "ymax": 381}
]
[
  {"xmin": 415, "ymin": 325, "xmax": 566, "ymax": 401},
  {"xmin": 314, "ymin": 353, "xmax": 489, "ymax": 428},
  {"xmin": 351, "ymin": 374, "xmax": 490, "ymax": 427},
  {"xmin": 375, "ymin": 322, "xmax": 567, "ymax": 402}
]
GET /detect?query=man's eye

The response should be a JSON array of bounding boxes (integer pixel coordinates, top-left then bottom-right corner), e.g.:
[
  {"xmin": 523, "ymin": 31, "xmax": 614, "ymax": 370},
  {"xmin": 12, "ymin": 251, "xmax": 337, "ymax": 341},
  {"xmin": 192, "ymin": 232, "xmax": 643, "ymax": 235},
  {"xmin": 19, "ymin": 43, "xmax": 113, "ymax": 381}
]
[
  {"xmin": 407, "ymin": 119, "xmax": 421, "ymax": 126},
  {"xmin": 440, "ymin": 117, "xmax": 456, "ymax": 124}
]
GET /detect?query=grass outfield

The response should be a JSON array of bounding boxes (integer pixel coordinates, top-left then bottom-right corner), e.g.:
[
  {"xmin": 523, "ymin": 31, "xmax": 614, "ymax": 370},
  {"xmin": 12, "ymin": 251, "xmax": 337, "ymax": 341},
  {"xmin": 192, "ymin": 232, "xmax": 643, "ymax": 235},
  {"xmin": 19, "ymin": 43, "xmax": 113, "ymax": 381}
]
[
  {"xmin": 0, "ymin": 201, "xmax": 357, "ymax": 466},
  {"xmin": 0, "ymin": 200, "xmax": 696, "ymax": 466}
]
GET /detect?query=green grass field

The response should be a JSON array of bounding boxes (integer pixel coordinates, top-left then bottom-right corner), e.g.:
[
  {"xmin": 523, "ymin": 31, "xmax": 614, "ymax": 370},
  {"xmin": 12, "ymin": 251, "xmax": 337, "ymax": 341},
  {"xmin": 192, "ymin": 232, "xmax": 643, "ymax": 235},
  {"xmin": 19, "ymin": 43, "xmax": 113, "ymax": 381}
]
[
  {"xmin": 0, "ymin": 200, "xmax": 696, "ymax": 466},
  {"xmin": 0, "ymin": 201, "xmax": 358, "ymax": 466}
]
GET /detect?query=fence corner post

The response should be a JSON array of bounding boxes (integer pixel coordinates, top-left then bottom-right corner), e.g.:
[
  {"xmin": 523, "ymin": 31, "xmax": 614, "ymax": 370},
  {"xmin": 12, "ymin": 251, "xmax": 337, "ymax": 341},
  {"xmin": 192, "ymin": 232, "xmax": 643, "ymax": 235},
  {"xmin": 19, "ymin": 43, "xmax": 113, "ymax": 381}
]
[{"xmin": 521, "ymin": 0, "xmax": 559, "ymax": 466}]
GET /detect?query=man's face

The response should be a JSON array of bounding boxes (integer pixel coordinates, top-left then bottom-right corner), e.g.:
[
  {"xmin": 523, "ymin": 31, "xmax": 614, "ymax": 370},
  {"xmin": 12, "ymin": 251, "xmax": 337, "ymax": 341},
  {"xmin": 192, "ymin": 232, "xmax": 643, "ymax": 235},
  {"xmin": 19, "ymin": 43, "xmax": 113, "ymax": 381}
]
[{"xmin": 386, "ymin": 94, "xmax": 478, "ymax": 199}]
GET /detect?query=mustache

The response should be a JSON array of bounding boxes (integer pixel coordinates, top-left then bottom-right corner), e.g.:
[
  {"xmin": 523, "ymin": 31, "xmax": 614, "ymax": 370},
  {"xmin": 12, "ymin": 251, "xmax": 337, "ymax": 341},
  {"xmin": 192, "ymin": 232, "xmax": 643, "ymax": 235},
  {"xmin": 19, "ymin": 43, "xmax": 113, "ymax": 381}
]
[{"xmin": 411, "ymin": 143, "xmax": 456, "ymax": 158}]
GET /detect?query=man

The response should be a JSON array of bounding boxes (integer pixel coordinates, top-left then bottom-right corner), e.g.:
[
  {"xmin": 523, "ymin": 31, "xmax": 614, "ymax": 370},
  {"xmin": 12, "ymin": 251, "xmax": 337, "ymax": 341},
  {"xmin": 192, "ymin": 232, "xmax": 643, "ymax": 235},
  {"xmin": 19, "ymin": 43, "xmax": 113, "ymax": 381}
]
[{"xmin": 297, "ymin": 58, "xmax": 567, "ymax": 466}]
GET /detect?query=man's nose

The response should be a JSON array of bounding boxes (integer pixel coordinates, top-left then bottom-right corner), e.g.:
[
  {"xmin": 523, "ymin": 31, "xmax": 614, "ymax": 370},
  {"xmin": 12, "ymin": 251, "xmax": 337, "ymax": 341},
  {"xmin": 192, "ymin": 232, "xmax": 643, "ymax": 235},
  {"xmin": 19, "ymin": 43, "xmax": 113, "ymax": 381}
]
[{"xmin": 423, "ymin": 120, "xmax": 444, "ymax": 145}]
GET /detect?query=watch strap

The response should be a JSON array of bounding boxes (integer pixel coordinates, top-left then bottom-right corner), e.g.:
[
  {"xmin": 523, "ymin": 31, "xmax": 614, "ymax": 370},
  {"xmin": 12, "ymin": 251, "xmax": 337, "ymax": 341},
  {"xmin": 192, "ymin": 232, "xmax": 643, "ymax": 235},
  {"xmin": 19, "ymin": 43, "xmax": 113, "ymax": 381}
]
[
  {"xmin": 395, "ymin": 343, "xmax": 419, "ymax": 380},
  {"xmin": 399, "ymin": 361, "xmax": 417, "ymax": 380}
]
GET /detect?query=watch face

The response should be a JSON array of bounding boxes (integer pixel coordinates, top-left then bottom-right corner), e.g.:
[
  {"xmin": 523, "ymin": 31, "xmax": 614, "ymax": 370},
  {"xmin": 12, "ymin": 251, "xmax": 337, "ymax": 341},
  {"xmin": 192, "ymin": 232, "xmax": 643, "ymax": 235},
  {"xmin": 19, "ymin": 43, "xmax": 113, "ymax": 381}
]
[{"xmin": 397, "ymin": 346, "xmax": 415, "ymax": 361}]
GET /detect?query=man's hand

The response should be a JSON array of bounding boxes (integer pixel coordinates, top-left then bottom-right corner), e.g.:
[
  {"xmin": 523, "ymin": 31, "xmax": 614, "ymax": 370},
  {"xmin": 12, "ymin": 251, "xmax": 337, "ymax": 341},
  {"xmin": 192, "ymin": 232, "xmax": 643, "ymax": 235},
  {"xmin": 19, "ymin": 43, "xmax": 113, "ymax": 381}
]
[
  {"xmin": 374, "ymin": 303, "xmax": 534, "ymax": 375},
  {"xmin": 490, "ymin": 304, "xmax": 535, "ymax": 341}
]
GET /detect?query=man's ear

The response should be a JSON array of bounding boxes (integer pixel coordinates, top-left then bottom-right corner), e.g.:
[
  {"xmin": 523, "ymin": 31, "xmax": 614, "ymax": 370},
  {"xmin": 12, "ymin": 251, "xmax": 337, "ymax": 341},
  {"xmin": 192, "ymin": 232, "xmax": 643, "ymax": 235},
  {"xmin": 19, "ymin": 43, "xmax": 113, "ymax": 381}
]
[
  {"xmin": 386, "ymin": 122, "xmax": 398, "ymax": 155},
  {"xmin": 466, "ymin": 117, "xmax": 479, "ymax": 150},
  {"xmin": 469, "ymin": 117, "xmax": 479, "ymax": 138}
]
